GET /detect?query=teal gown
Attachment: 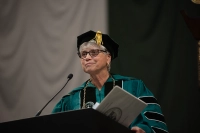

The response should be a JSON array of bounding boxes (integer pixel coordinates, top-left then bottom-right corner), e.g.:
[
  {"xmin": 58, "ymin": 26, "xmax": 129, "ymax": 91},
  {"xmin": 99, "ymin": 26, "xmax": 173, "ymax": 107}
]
[{"xmin": 52, "ymin": 74, "xmax": 168, "ymax": 133}]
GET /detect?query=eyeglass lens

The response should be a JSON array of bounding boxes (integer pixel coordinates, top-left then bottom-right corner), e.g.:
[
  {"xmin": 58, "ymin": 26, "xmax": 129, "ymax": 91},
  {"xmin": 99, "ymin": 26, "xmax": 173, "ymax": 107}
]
[{"xmin": 78, "ymin": 49, "xmax": 105, "ymax": 58}]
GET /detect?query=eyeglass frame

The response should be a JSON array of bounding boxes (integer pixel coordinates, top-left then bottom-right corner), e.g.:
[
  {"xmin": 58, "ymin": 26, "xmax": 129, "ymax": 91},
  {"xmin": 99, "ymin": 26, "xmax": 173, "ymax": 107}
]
[{"xmin": 77, "ymin": 49, "xmax": 107, "ymax": 59}]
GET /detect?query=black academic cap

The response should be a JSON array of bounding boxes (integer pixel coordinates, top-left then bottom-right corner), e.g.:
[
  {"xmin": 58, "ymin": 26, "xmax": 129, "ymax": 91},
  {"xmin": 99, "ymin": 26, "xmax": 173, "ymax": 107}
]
[{"xmin": 77, "ymin": 30, "xmax": 119, "ymax": 60}]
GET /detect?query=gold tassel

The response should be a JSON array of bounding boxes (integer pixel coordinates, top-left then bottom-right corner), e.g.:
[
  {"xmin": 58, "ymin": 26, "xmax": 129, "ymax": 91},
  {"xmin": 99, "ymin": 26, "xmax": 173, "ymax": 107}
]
[{"xmin": 94, "ymin": 31, "xmax": 103, "ymax": 46}]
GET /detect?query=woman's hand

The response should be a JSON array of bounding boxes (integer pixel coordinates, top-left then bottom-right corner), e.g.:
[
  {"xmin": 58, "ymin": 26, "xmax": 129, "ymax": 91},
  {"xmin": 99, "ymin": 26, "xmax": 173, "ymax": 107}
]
[{"xmin": 131, "ymin": 126, "xmax": 145, "ymax": 133}]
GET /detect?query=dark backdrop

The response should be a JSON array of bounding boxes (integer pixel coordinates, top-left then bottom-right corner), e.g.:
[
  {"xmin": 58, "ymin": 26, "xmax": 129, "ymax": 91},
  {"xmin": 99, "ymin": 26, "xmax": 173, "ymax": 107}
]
[{"xmin": 108, "ymin": 0, "xmax": 200, "ymax": 133}]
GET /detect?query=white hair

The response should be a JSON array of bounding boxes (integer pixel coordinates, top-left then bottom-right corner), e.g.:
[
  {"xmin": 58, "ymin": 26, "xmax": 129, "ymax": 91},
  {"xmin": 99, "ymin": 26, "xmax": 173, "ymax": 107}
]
[{"xmin": 79, "ymin": 40, "xmax": 107, "ymax": 52}]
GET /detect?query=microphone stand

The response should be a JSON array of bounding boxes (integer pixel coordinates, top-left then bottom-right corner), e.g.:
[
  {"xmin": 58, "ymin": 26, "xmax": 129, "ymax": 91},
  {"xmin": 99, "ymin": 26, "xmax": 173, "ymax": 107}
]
[{"xmin": 35, "ymin": 74, "xmax": 73, "ymax": 117}]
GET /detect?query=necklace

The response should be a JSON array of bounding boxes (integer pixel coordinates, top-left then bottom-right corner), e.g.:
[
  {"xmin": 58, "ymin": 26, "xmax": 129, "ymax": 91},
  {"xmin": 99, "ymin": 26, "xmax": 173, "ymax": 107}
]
[{"xmin": 82, "ymin": 75, "xmax": 115, "ymax": 109}]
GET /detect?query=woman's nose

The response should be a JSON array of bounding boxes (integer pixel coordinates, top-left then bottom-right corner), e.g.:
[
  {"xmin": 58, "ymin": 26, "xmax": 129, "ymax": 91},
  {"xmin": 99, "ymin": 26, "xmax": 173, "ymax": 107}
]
[{"xmin": 85, "ymin": 53, "xmax": 92, "ymax": 58}]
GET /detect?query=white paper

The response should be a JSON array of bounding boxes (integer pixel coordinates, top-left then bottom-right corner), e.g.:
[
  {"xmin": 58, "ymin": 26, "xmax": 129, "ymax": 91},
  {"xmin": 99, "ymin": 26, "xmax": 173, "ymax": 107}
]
[
  {"xmin": 95, "ymin": 85, "xmax": 147, "ymax": 127},
  {"xmin": 92, "ymin": 102, "xmax": 100, "ymax": 109}
]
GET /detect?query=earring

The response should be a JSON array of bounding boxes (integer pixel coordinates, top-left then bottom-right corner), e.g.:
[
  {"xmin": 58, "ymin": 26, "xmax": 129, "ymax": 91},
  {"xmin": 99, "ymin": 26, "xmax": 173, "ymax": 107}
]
[{"xmin": 107, "ymin": 62, "xmax": 111, "ymax": 71}]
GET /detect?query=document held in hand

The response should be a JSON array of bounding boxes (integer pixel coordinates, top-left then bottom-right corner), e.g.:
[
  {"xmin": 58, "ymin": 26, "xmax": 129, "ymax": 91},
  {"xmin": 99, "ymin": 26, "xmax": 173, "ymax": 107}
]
[{"xmin": 93, "ymin": 85, "xmax": 147, "ymax": 128}]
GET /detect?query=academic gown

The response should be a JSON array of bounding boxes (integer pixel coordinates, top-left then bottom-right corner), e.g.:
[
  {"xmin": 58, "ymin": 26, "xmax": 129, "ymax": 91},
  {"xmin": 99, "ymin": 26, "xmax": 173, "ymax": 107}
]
[{"xmin": 52, "ymin": 74, "xmax": 168, "ymax": 133}]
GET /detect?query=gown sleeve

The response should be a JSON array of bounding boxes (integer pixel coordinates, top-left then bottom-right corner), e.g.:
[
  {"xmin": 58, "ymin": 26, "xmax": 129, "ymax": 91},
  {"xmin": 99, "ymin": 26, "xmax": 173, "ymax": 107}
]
[
  {"xmin": 51, "ymin": 95, "xmax": 70, "ymax": 113},
  {"xmin": 127, "ymin": 79, "xmax": 168, "ymax": 133}
]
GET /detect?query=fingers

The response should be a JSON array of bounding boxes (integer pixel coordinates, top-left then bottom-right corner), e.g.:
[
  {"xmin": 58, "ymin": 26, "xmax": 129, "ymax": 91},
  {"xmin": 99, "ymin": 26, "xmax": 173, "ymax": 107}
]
[{"xmin": 131, "ymin": 126, "xmax": 145, "ymax": 133}]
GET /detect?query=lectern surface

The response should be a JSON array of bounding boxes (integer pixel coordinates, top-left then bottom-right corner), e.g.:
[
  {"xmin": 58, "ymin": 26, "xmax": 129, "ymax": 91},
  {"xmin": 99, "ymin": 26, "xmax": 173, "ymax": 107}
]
[{"xmin": 0, "ymin": 109, "xmax": 133, "ymax": 133}]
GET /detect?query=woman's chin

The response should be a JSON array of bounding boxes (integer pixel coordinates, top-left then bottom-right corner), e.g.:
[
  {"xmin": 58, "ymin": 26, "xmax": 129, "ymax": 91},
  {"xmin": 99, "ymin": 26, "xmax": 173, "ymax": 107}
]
[
  {"xmin": 84, "ymin": 68, "xmax": 97, "ymax": 74},
  {"xmin": 84, "ymin": 68, "xmax": 93, "ymax": 73}
]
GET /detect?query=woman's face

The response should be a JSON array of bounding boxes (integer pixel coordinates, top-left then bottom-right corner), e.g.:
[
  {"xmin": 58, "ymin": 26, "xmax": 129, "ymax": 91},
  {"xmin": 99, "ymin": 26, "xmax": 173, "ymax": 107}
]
[{"xmin": 79, "ymin": 44, "xmax": 111, "ymax": 75}]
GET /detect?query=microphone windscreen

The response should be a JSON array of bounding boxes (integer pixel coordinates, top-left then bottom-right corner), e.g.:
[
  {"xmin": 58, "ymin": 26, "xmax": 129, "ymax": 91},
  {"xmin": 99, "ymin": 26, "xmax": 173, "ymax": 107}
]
[{"xmin": 68, "ymin": 74, "xmax": 73, "ymax": 79}]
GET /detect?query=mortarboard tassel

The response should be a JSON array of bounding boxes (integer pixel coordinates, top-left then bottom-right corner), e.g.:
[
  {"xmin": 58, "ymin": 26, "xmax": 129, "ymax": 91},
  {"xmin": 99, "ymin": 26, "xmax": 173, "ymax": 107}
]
[{"xmin": 94, "ymin": 31, "xmax": 103, "ymax": 46}]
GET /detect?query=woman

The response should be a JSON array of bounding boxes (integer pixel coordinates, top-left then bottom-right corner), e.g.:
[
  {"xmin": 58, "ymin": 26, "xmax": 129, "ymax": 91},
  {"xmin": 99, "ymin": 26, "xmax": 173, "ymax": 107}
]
[{"xmin": 52, "ymin": 30, "xmax": 168, "ymax": 133}]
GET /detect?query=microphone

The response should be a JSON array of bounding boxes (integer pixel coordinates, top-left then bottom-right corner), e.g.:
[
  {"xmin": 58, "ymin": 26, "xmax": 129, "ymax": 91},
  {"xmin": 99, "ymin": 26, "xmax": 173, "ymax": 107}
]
[{"xmin": 35, "ymin": 73, "xmax": 73, "ymax": 117}]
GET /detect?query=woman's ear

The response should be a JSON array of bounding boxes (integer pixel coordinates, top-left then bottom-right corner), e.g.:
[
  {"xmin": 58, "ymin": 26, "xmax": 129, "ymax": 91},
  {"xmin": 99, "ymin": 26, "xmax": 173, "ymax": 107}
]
[{"xmin": 107, "ymin": 54, "xmax": 111, "ymax": 65}]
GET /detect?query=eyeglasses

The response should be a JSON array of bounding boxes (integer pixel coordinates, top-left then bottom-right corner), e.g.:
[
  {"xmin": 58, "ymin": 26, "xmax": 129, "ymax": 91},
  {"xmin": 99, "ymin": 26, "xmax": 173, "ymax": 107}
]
[{"xmin": 78, "ymin": 49, "xmax": 107, "ymax": 59}]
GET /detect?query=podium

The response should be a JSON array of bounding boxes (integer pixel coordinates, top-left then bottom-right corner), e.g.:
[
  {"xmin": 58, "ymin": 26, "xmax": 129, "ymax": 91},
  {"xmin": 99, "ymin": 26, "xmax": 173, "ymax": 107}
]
[{"xmin": 0, "ymin": 109, "xmax": 132, "ymax": 133}]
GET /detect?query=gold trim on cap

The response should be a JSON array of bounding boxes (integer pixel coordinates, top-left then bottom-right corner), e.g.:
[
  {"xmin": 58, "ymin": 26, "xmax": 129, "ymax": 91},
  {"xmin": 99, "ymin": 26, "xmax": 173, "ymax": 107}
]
[{"xmin": 93, "ymin": 31, "xmax": 103, "ymax": 46}]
